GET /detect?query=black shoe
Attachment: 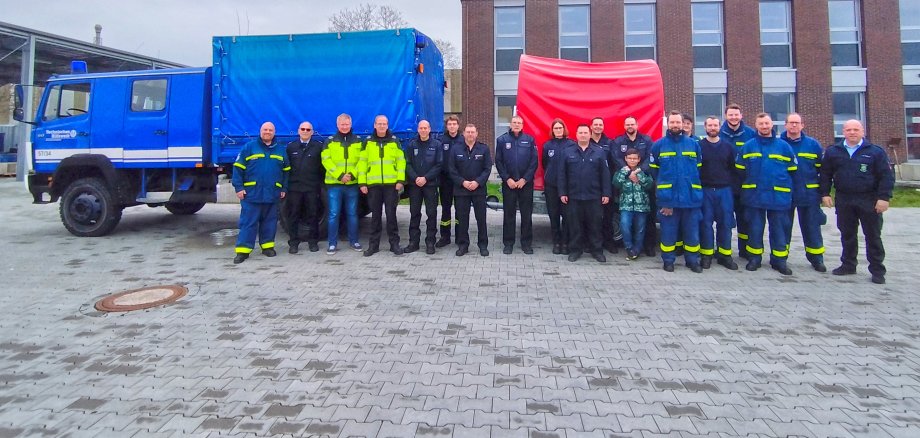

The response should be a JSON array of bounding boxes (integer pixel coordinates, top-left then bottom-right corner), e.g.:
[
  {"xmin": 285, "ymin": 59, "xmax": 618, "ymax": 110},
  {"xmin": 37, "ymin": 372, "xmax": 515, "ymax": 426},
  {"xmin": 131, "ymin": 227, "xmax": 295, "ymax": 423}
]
[
  {"xmin": 700, "ymin": 256, "xmax": 712, "ymax": 269},
  {"xmin": 436, "ymin": 237, "xmax": 451, "ymax": 248},
  {"xmin": 391, "ymin": 246, "xmax": 404, "ymax": 256},
  {"xmin": 663, "ymin": 263, "xmax": 675, "ymax": 272},
  {"xmin": 426, "ymin": 244, "xmax": 436, "ymax": 255},
  {"xmin": 503, "ymin": 246, "xmax": 513, "ymax": 255},
  {"xmin": 689, "ymin": 263, "xmax": 703, "ymax": 273},
  {"xmin": 308, "ymin": 242, "xmax": 319, "ymax": 252},
  {"xmin": 832, "ymin": 266, "xmax": 856, "ymax": 276},
  {"xmin": 263, "ymin": 248, "xmax": 277, "ymax": 257},
  {"xmin": 480, "ymin": 248, "xmax": 490, "ymax": 257},
  {"xmin": 522, "ymin": 246, "xmax": 534, "ymax": 255},
  {"xmin": 403, "ymin": 244, "xmax": 419, "ymax": 254},
  {"xmin": 771, "ymin": 264, "xmax": 793, "ymax": 276},
  {"xmin": 644, "ymin": 247, "xmax": 656, "ymax": 257},
  {"xmin": 871, "ymin": 275, "xmax": 886, "ymax": 284},
  {"xmin": 812, "ymin": 262, "xmax": 827, "ymax": 273},
  {"xmin": 233, "ymin": 253, "xmax": 248, "ymax": 264},
  {"xmin": 604, "ymin": 242, "xmax": 618, "ymax": 254},
  {"xmin": 561, "ymin": 245, "xmax": 570, "ymax": 255},
  {"xmin": 745, "ymin": 261, "xmax": 760, "ymax": 271},
  {"xmin": 363, "ymin": 247, "xmax": 379, "ymax": 257},
  {"xmin": 288, "ymin": 244, "xmax": 299, "ymax": 254},
  {"xmin": 717, "ymin": 257, "xmax": 739, "ymax": 270},
  {"xmin": 592, "ymin": 252, "xmax": 606, "ymax": 263},
  {"xmin": 568, "ymin": 252, "xmax": 581, "ymax": 262},
  {"xmin": 552, "ymin": 244, "xmax": 561, "ymax": 255},
  {"xmin": 456, "ymin": 247, "xmax": 468, "ymax": 256}
]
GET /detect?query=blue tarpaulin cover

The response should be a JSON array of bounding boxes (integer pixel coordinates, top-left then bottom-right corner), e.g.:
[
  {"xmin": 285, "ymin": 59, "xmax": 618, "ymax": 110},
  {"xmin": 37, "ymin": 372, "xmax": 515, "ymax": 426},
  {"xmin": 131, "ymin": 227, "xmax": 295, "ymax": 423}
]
[{"xmin": 212, "ymin": 28, "xmax": 444, "ymax": 163}]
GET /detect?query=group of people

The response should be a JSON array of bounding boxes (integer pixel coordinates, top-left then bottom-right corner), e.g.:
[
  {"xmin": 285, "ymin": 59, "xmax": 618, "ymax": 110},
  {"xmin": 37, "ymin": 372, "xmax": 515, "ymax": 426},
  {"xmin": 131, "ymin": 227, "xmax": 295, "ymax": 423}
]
[{"xmin": 229, "ymin": 105, "xmax": 894, "ymax": 284}]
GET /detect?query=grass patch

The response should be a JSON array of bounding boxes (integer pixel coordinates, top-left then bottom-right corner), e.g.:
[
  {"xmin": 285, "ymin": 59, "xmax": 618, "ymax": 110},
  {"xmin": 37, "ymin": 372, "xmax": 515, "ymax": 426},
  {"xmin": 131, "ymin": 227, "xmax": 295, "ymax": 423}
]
[{"xmin": 891, "ymin": 186, "xmax": 920, "ymax": 207}]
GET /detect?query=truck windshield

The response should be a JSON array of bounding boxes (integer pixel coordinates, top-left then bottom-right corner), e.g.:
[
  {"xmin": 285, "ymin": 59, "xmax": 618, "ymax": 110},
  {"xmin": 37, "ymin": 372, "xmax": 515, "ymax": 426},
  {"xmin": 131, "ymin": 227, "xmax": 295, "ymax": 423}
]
[{"xmin": 42, "ymin": 82, "xmax": 91, "ymax": 121}]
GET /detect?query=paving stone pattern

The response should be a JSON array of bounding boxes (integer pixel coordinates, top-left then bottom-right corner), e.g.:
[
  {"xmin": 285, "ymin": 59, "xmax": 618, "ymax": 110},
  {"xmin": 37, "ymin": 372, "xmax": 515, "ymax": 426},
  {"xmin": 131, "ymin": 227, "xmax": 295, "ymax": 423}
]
[{"xmin": 0, "ymin": 179, "xmax": 918, "ymax": 437}]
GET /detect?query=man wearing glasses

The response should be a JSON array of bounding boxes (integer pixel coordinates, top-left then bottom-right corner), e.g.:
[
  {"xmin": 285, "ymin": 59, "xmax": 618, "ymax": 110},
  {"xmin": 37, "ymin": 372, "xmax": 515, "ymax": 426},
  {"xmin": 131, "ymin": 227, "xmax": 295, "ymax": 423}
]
[{"xmin": 285, "ymin": 121, "xmax": 325, "ymax": 253}]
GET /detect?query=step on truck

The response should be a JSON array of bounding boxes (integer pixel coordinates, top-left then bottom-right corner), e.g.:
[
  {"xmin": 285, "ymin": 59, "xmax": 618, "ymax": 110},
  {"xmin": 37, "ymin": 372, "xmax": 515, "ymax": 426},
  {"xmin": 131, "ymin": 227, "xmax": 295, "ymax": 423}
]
[{"xmin": 14, "ymin": 28, "xmax": 444, "ymax": 236}]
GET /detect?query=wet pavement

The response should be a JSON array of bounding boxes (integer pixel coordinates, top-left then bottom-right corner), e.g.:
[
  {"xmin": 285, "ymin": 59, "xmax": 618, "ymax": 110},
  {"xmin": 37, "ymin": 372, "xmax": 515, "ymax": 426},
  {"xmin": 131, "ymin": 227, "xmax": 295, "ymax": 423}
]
[{"xmin": 0, "ymin": 178, "xmax": 919, "ymax": 437}]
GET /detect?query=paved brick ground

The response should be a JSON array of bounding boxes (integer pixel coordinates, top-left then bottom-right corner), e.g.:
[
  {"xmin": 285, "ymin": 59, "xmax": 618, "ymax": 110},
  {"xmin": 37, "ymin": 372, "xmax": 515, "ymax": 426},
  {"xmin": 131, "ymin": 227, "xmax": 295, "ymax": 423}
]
[{"xmin": 0, "ymin": 178, "xmax": 918, "ymax": 437}]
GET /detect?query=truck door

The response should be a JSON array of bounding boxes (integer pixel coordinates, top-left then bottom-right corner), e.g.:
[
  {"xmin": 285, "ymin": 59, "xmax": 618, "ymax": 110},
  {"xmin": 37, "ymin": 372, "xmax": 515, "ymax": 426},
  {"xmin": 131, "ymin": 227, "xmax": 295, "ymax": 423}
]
[
  {"xmin": 122, "ymin": 78, "xmax": 168, "ymax": 167},
  {"xmin": 32, "ymin": 81, "xmax": 93, "ymax": 170}
]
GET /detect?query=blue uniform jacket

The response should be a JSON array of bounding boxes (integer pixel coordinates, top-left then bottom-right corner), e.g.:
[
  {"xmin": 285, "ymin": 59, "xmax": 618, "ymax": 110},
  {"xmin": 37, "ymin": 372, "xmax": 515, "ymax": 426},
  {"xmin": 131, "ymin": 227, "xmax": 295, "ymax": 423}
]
[
  {"xmin": 541, "ymin": 138, "xmax": 576, "ymax": 189},
  {"xmin": 558, "ymin": 144, "xmax": 611, "ymax": 201},
  {"xmin": 232, "ymin": 139, "xmax": 290, "ymax": 203},
  {"xmin": 404, "ymin": 136, "xmax": 443, "ymax": 186},
  {"xmin": 590, "ymin": 133, "xmax": 616, "ymax": 171},
  {"xmin": 495, "ymin": 130, "xmax": 538, "ymax": 182},
  {"xmin": 719, "ymin": 120, "xmax": 756, "ymax": 149},
  {"xmin": 699, "ymin": 137, "xmax": 737, "ymax": 189},
  {"xmin": 612, "ymin": 133, "xmax": 653, "ymax": 171},
  {"xmin": 439, "ymin": 132, "xmax": 464, "ymax": 176},
  {"xmin": 448, "ymin": 142, "xmax": 492, "ymax": 197},
  {"xmin": 819, "ymin": 140, "xmax": 894, "ymax": 201},
  {"xmin": 735, "ymin": 135, "xmax": 797, "ymax": 210},
  {"xmin": 649, "ymin": 132, "xmax": 703, "ymax": 209},
  {"xmin": 780, "ymin": 131, "xmax": 823, "ymax": 207}
]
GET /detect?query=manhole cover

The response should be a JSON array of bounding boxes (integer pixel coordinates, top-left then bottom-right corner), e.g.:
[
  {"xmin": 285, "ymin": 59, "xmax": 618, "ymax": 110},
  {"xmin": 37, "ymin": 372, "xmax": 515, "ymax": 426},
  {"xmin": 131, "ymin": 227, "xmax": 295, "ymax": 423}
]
[{"xmin": 95, "ymin": 285, "xmax": 187, "ymax": 312}]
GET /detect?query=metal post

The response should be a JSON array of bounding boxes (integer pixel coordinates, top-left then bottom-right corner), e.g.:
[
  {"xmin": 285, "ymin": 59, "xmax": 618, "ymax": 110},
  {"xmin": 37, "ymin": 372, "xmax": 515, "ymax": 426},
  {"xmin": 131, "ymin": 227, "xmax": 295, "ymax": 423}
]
[{"xmin": 17, "ymin": 35, "xmax": 36, "ymax": 183}]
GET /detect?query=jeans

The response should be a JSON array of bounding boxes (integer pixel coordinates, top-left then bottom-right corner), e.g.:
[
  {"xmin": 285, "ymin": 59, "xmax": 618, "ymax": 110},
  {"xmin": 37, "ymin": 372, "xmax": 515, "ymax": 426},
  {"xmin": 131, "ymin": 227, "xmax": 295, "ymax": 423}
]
[
  {"xmin": 327, "ymin": 185, "xmax": 359, "ymax": 247},
  {"xmin": 620, "ymin": 210, "xmax": 647, "ymax": 252}
]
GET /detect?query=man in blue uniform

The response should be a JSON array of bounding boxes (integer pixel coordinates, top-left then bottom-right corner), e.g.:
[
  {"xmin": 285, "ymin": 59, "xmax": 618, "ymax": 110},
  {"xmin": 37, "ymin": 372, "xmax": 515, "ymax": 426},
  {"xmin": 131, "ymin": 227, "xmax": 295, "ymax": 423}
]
[
  {"xmin": 560, "ymin": 124, "xmax": 610, "ymax": 263},
  {"xmin": 820, "ymin": 119, "xmax": 894, "ymax": 284},
  {"xmin": 649, "ymin": 111, "xmax": 703, "ymax": 273},
  {"xmin": 449, "ymin": 124, "xmax": 492, "ymax": 257},
  {"xmin": 698, "ymin": 116, "xmax": 738, "ymax": 270},
  {"xmin": 735, "ymin": 113, "xmax": 797, "ymax": 275},
  {"xmin": 285, "ymin": 121, "xmax": 325, "ymax": 254},
  {"xmin": 495, "ymin": 116, "xmax": 538, "ymax": 254},
  {"xmin": 436, "ymin": 115, "xmax": 463, "ymax": 248},
  {"xmin": 613, "ymin": 116, "xmax": 656, "ymax": 256},
  {"xmin": 780, "ymin": 113, "xmax": 827, "ymax": 272},
  {"xmin": 232, "ymin": 121, "xmax": 290, "ymax": 264},
  {"xmin": 590, "ymin": 117, "xmax": 621, "ymax": 253},
  {"xmin": 720, "ymin": 104, "xmax": 757, "ymax": 260},
  {"xmin": 404, "ymin": 120, "xmax": 442, "ymax": 254}
]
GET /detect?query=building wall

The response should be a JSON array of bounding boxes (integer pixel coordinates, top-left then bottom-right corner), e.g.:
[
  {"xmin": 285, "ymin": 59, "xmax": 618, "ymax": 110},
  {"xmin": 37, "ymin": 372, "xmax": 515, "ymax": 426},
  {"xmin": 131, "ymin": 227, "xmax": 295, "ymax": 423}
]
[{"xmin": 462, "ymin": 0, "xmax": 496, "ymax": 142}]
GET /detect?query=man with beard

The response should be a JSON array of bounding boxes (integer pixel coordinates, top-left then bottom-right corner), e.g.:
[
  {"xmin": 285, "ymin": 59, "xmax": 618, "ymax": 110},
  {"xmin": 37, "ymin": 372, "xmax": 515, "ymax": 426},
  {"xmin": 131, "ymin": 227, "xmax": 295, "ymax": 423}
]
[
  {"xmin": 698, "ymin": 116, "xmax": 739, "ymax": 270},
  {"xmin": 720, "ymin": 104, "xmax": 757, "ymax": 260}
]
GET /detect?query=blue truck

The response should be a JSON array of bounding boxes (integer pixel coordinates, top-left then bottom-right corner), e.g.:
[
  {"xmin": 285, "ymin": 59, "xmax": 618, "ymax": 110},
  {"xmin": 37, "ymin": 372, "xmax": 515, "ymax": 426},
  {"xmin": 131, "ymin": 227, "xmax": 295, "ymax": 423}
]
[{"xmin": 13, "ymin": 28, "xmax": 444, "ymax": 236}]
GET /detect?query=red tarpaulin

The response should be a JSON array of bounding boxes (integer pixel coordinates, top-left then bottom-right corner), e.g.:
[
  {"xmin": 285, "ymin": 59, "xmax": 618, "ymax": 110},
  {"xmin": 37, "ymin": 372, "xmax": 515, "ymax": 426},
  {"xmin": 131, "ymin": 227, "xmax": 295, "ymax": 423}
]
[{"xmin": 514, "ymin": 55, "xmax": 665, "ymax": 190}]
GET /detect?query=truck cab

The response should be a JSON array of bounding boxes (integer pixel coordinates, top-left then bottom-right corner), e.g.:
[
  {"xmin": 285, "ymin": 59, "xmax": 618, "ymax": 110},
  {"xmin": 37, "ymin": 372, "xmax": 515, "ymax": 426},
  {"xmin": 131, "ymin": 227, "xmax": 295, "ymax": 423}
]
[{"xmin": 16, "ymin": 67, "xmax": 215, "ymax": 236}]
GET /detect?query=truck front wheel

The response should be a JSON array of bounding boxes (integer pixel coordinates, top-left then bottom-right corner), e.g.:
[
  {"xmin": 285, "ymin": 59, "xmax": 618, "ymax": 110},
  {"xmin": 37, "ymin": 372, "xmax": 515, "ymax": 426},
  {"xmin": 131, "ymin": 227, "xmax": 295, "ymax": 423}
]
[
  {"xmin": 59, "ymin": 177, "xmax": 123, "ymax": 237},
  {"xmin": 165, "ymin": 202, "xmax": 206, "ymax": 215}
]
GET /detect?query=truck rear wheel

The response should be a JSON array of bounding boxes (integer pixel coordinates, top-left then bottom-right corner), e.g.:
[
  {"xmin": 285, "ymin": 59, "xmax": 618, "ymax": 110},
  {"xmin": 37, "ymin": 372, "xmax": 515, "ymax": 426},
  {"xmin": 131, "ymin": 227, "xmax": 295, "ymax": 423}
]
[
  {"xmin": 59, "ymin": 177, "xmax": 123, "ymax": 237},
  {"xmin": 165, "ymin": 202, "xmax": 206, "ymax": 215}
]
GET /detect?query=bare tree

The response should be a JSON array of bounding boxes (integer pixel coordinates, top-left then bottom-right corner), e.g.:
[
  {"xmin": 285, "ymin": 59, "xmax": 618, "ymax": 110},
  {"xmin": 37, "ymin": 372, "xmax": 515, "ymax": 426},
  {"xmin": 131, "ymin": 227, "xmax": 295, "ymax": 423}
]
[
  {"xmin": 328, "ymin": 3, "xmax": 408, "ymax": 32},
  {"xmin": 434, "ymin": 38, "xmax": 461, "ymax": 69}
]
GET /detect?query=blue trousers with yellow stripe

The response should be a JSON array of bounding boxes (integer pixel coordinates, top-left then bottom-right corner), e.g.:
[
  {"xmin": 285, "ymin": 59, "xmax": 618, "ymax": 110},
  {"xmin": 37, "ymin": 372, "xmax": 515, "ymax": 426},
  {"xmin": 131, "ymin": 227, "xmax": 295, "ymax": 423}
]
[
  {"xmin": 235, "ymin": 201, "xmax": 279, "ymax": 254},
  {"xmin": 701, "ymin": 187, "xmax": 735, "ymax": 258},
  {"xmin": 745, "ymin": 207, "xmax": 791, "ymax": 267},
  {"xmin": 785, "ymin": 205, "xmax": 826, "ymax": 265},
  {"xmin": 659, "ymin": 207, "xmax": 701, "ymax": 265}
]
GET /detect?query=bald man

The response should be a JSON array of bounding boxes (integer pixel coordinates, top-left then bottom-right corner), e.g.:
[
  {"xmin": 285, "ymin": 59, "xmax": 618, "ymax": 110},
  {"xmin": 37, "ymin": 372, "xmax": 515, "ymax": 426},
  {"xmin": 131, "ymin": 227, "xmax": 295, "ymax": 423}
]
[
  {"xmin": 403, "ymin": 120, "xmax": 442, "ymax": 254},
  {"xmin": 232, "ymin": 122, "xmax": 290, "ymax": 263}
]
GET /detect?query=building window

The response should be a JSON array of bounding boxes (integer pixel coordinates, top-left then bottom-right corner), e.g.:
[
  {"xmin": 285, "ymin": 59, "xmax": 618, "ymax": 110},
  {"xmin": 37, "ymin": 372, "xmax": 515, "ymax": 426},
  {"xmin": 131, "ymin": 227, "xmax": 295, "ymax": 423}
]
[
  {"xmin": 495, "ymin": 7, "xmax": 525, "ymax": 72},
  {"xmin": 131, "ymin": 79, "xmax": 167, "ymax": 112},
  {"xmin": 692, "ymin": 2, "xmax": 724, "ymax": 69},
  {"xmin": 833, "ymin": 92, "xmax": 865, "ymax": 140},
  {"xmin": 694, "ymin": 93, "xmax": 725, "ymax": 136},
  {"xmin": 763, "ymin": 92, "xmax": 795, "ymax": 133},
  {"xmin": 828, "ymin": 0, "xmax": 862, "ymax": 67},
  {"xmin": 900, "ymin": 0, "xmax": 920, "ymax": 65},
  {"xmin": 496, "ymin": 95, "xmax": 517, "ymax": 134},
  {"xmin": 625, "ymin": 4, "xmax": 656, "ymax": 61},
  {"xmin": 760, "ymin": 0, "xmax": 792, "ymax": 68},
  {"xmin": 560, "ymin": 5, "xmax": 590, "ymax": 62}
]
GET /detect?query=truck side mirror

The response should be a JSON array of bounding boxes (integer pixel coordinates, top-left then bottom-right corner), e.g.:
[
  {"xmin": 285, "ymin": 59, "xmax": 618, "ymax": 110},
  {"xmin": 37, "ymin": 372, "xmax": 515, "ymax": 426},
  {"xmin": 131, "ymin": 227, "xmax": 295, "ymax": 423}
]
[
  {"xmin": 12, "ymin": 84, "xmax": 35, "ymax": 125},
  {"xmin": 13, "ymin": 108, "xmax": 24, "ymax": 122}
]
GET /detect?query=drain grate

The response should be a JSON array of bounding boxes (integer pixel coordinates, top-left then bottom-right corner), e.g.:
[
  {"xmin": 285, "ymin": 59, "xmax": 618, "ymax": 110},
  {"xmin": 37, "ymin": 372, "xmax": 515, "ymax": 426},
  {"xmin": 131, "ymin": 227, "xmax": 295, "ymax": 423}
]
[{"xmin": 95, "ymin": 285, "xmax": 187, "ymax": 312}]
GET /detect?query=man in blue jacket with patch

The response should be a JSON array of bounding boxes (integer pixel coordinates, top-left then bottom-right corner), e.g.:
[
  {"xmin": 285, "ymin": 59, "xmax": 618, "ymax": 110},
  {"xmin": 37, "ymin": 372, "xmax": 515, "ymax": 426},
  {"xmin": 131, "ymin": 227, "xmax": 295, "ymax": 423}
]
[
  {"xmin": 449, "ymin": 124, "xmax": 493, "ymax": 257},
  {"xmin": 559, "ymin": 124, "xmax": 610, "ymax": 263},
  {"xmin": 780, "ymin": 113, "xmax": 827, "ymax": 272},
  {"xmin": 735, "ymin": 113, "xmax": 797, "ymax": 275},
  {"xmin": 649, "ymin": 111, "xmax": 704, "ymax": 273},
  {"xmin": 404, "ymin": 120, "xmax": 442, "ymax": 255},
  {"xmin": 720, "ymin": 104, "xmax": 757, "ymax": 261},
  {"xmin": 495, "ymin": 116, "xmax": 538, "ymax": 254},
  {"xmin": 232, "ymin": 121, "xmax": 290, "ymax": 264}
]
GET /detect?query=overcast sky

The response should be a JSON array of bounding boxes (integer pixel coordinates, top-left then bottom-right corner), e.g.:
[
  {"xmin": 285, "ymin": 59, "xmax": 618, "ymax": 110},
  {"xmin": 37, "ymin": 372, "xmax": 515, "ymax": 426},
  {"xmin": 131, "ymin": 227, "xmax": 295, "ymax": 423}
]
[{"xmin": 1, "ymin": 0, "xmax": 462, "ymax": 66}]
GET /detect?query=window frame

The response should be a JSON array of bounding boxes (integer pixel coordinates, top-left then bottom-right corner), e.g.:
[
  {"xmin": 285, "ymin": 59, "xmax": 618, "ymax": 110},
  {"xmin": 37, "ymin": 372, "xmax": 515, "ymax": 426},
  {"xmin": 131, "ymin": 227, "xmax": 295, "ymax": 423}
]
[
  {"xmin": 130, "ymin": 78, "xmax": 168, "ymax": 113},
  {"xmin": 494, "ymin": 6, "xmax": 525, "ymax": 72},
  {"xmin": 559, "ymin": 4, "xmax": 590, "ymax": 62},
  {"xmin": 693, "ymin": 93, "xmax": 726, "ymax": 136},
  {"xmin": 41, "ymin": 82, "xmax": 92, "ymax": 122},
  {"xmin": 624, "ymin": 3, "xmax": 657, "ymax": 62},
  {"xmin": 832, "ymin": 91, "xmax": 866, "ymax": 140},
  {"xmin": 900, "ymin": 0, "xmax": 920, "ymax": 65},
  {"xmin": 828, "ymin": 0, "xmax": 863, "ymax": 67},
  {"xmin": 691, "ymin": 1, "xmax": 725, "ymax": 69},
  {"xmin": 759, "ymin": 0, "xmax": 793, "ymax": 68}
]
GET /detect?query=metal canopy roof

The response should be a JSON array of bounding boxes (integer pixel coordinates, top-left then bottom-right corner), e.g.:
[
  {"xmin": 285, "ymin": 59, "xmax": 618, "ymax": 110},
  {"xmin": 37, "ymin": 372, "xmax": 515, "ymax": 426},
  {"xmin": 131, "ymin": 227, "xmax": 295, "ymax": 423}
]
[{"xmin": 0, "ymin": 20, "xmax": 186, "ymax": 86}]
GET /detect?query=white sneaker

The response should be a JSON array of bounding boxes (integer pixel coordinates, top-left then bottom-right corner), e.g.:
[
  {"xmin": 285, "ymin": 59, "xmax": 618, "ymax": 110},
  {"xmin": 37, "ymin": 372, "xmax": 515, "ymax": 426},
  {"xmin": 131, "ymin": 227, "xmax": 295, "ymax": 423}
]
[
  {"xmin": 351, "ymin": 242, "xmax": 363, "ymax": 252},
  {"xmin": 326, "ymin": 245, "xmax": 337, "ymax": 255}
]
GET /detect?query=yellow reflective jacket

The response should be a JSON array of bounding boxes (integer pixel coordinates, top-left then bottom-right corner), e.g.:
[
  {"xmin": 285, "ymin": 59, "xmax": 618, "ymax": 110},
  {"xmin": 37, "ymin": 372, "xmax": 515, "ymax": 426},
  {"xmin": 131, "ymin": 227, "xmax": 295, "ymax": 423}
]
[
  {"xmin": 321, "ymin": 132, "xmax": 364, "ymax": 185},
  {"xmin": 359, "ymin": 132, "xmax": 406, "ymax": 186}
]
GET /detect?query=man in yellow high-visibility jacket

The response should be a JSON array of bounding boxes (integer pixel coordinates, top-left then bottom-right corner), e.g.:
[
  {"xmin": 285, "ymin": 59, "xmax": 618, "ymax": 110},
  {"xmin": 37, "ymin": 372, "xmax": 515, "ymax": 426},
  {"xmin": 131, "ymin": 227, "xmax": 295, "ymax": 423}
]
[
  {"xmin": 359, "ymin": 115, "xmax": 407, "ymax": 256},
  {"xmin": 321, "ymin": 113, "xmax": 364, "ymax": 255}
]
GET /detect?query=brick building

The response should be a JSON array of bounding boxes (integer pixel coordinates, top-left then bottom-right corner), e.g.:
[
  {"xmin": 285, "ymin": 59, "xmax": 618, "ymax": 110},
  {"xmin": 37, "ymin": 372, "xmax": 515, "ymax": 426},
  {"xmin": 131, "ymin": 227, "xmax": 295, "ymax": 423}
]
[{"xmin": 460, "ymin": 0, "xmax": 920, "ymax": 163}]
